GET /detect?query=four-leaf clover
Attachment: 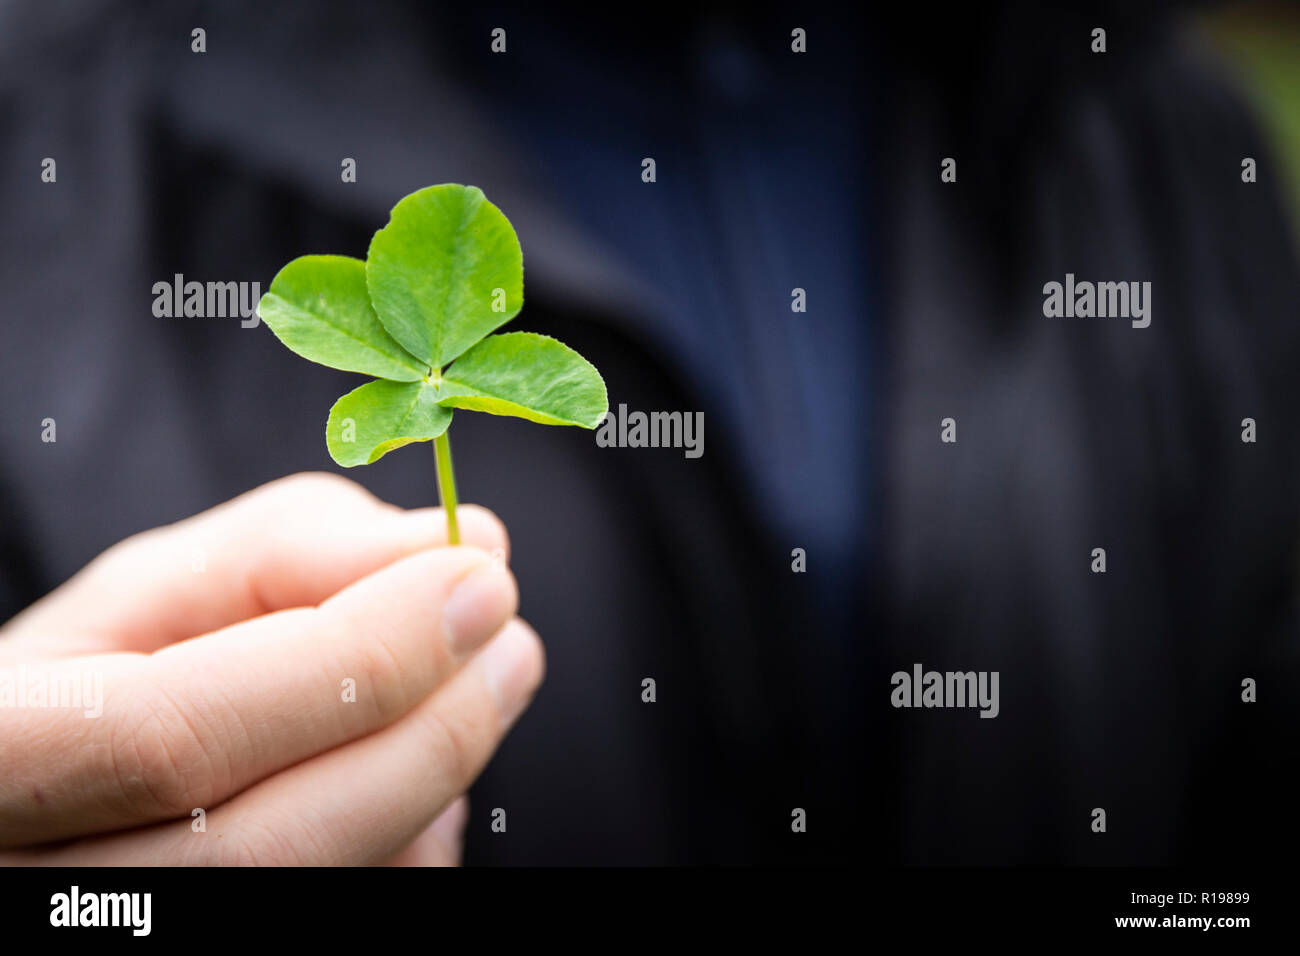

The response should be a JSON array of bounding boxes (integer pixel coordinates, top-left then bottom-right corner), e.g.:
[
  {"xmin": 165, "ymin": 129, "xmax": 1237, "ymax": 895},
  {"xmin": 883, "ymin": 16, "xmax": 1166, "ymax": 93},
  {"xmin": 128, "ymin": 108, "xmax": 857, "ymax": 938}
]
[{"xmin": 256, "ymin": 183, "xmax": 608, "ymax": 542}]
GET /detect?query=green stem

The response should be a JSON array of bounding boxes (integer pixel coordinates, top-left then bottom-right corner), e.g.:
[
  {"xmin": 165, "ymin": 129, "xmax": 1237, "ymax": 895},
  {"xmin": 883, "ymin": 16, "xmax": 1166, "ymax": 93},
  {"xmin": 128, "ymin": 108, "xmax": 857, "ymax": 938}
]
[{"xmin": 433, "ymin": 432, "xmax": 460, "ymax": 545}]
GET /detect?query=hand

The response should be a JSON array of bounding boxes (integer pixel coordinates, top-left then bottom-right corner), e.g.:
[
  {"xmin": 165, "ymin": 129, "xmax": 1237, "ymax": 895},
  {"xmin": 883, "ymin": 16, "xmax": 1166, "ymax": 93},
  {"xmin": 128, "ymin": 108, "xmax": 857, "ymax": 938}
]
[{"xmin": 0, "ymin": 473, "xmax": 544, "ymax": 865}]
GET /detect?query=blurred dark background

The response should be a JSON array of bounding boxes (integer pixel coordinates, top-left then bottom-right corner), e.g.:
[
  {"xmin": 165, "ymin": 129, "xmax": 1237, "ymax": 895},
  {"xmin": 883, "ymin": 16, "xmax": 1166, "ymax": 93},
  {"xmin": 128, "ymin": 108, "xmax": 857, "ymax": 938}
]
[{"xmin": 1, "ymin": 0, "xmax": 1297, "ymax": 864}]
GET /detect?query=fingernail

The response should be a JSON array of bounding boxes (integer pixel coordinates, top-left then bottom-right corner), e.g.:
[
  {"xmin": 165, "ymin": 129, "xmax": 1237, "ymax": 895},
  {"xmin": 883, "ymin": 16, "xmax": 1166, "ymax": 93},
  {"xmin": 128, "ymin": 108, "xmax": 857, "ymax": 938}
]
[
  {"xmin": 442, "ymin": 564, "xmax": 516, "ymax": 660},
  {"xmin": 431, "ymin": 796, "xmax": 469, "ymax": 852},
  {"xmin": 479, "ymin": 620, "xmax": 544, "ymax": 729}
]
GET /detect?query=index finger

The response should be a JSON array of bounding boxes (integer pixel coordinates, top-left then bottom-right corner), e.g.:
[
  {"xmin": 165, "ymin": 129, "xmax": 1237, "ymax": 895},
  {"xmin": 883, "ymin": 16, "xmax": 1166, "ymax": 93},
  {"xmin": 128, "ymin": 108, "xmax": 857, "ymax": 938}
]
[{"xmin": 0, "ymin": 472, "xmax": 509, "ymax": 656}]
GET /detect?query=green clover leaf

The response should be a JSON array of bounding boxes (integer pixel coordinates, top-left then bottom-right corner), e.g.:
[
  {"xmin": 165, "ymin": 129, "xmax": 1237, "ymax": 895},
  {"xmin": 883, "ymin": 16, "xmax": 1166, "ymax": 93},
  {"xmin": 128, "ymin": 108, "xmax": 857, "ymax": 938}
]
[{"xmin": 257, "ymin": 183, "xmax": 608, "ymax": 543}]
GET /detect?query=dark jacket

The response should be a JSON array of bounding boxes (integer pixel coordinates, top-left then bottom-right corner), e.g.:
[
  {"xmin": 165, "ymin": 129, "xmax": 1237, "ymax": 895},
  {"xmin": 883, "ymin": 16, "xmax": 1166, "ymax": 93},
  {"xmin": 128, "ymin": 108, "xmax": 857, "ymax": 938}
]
[{"xmin": 1, "ymin": 1, "xmax": 1295, "ymax": 863}]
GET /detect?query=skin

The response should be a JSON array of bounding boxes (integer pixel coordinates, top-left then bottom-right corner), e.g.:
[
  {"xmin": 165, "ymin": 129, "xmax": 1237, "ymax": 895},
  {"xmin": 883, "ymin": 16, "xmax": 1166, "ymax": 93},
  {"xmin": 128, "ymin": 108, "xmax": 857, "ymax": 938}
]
[{"xmin": 0, "ymin": 472, "xmax": 545, "ymax": 865}]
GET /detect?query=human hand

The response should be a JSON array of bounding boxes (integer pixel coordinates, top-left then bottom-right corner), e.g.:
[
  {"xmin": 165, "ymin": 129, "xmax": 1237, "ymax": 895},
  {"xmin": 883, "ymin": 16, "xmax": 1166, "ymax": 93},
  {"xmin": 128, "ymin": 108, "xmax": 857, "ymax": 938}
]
[{"xmin": 0, "ymin": 473, "xmax": 543, "ymax": 865}]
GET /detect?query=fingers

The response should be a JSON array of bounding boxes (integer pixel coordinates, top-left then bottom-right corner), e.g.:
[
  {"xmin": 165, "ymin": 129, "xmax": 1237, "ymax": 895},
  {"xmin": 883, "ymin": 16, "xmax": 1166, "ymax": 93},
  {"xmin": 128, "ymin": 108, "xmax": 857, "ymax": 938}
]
[
  {"xmin": 385, "ymin": 796, "xmax": 468, "ymax": 866},
  {"xmin": 0, "ymin": 472, "xmax": 509, "ymax": 657},
  {"xmin": 24, "ymin": 619, "xmax": 544, "ymax": 865},
  {"xmin": 0, "ymin": 547, "xmax": 517, "ymax": 847}
]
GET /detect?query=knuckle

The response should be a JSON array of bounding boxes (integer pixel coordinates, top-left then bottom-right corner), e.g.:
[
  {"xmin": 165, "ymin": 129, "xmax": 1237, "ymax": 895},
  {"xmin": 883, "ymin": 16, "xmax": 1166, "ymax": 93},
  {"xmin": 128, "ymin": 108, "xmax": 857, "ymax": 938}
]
[
  {"xmin": 92, "ymin": 527, "xmax": 164, "ymax": 575},
  {"xmin": 244, "ymin": 473, "xmax": 383, "ymax": 535},
  {"xmin": 210, "ymin": 819, "xmax": 313, "ymax": 867},
  {"xmin": 109, "ymin": 685, "xmax": 219, "ymax": 819},
  {"xmin": 352, "ymin": 629, "xmax": 413, "ymax": 724},
  {"xmin": 212, "ymin": 831, "xmax": 267, "ymax": 867},
  {"xmin": 268, "ymin": 472, "xmax": 370, "ymax": 507},
  {"xmin": 420, "ymin": 707, "xmax": 477, "ymax": 791}
]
